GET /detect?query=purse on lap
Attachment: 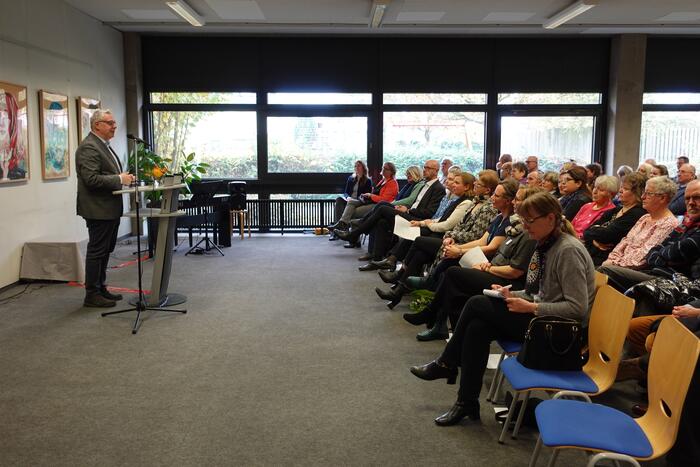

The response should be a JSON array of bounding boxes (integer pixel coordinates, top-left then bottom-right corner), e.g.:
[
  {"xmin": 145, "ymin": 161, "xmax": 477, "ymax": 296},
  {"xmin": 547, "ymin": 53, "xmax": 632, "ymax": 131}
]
[{"xmin": 516, "ymin": 316, "xmax": 584, "ymax": 371}]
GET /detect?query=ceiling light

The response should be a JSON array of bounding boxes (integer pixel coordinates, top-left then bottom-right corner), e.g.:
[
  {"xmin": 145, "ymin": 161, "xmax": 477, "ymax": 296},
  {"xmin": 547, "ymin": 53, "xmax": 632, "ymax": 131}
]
[
  {"xmin": 165, "ymin": 0, "xmax": 205, "ymax": 27},
  {"xmin": 543, "ymin": 0, "xmax": 598, "ymax": 29},
  {"xmin": 369, "ymin": 0, "xmax": 391, "ymax": 28}
]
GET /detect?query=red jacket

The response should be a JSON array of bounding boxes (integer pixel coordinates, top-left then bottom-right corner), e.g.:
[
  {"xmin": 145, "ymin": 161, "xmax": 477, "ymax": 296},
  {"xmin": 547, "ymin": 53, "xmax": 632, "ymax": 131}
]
[{"xmin": 369, "ymin": 178, "xmax": 399, "ymax": 203}]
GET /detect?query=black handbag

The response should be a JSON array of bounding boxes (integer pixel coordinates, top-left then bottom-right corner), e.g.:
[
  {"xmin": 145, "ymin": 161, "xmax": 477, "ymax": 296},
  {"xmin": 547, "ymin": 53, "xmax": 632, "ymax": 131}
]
[{"xmin": 517, "ymin": 316, "xmax": 584, "ymax": 371}]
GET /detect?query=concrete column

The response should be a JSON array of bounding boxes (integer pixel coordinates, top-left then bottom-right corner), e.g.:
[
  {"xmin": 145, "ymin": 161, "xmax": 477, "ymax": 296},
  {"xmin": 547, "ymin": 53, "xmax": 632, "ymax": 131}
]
[
  {"xmin": 605, "ymin": 34, "xmax": 647, "ymax": 175},
  {"xmin": 123, "ymin": 33, "xmax": 143, "ymax": 235}
]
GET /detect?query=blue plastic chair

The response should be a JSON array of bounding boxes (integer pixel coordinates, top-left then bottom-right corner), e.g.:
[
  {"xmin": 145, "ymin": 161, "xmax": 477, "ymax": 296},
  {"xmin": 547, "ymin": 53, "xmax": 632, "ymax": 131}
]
[
  {"xmin": 497, "ymin": 285, "xmax": 634, "ymax": 443},
  {"xmin": 528, "ymin": 317, "xmax": 700, "ymax": 467},
  {"xmin": 486, "ymin": 340, "xmax": 522, "ymax": 403}
]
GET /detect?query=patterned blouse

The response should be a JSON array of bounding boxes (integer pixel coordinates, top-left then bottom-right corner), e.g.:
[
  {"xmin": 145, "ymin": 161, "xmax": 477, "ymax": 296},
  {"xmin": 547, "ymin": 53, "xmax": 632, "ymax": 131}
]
[
  {"xmin": 605, "ymin": 214, "xmax": 679, "ymax": 269},
  {"xmin": 444, "ymin": 198, "xmax": 499, "ymax": 245}
]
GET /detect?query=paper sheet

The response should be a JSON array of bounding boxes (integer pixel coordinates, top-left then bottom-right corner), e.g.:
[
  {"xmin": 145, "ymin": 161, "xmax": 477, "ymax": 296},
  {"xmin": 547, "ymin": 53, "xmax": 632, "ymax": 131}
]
[
  {"xmin": 393, "ymin": 215, "xmax": 421, "ymax": 241},
  {"xmin": 458, "ymin": 246, "xmax": 488, "ymax": 268}
]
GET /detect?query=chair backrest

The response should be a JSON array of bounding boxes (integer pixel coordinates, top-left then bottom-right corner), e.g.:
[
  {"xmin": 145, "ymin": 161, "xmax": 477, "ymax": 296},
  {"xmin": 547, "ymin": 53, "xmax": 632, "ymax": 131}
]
[
  {"xmin": 637, "ymin": 317, "xmax": 700, "ymax": 459},
  {"xmin": 582, "ymin": 284, "xmax": 635, "ymax": 393},
  {"xmin": 594, "ymin": 270, "xmax": 608, "ymax": 291}
]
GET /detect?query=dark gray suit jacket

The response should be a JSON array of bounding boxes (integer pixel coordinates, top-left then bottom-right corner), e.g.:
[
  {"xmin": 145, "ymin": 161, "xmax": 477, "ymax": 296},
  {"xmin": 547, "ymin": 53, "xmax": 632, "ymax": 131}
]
[
  {"xmin": 75, "ymin": 132, "xmax": 124, "ymax": 220},
  {"xmin": 406, "ymin": 179, "xmax": 445, "ymax": 220}
]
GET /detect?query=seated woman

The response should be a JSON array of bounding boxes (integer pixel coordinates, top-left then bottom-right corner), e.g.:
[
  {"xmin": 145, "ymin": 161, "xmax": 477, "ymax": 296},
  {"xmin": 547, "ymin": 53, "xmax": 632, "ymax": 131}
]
[
  {"xmin": 583, "ymin": 172, "xmax": 647, "ymax": 266},
  {"xmin": 331, "ymin": 162, "xmax": 398, "ymax": 233},
  {"xmin": 369, "ymin": 171, "xmax": 475, "ymax": 271},
  {"xmin": 404, "ymin": 185, "xmax": 542, "ymax": 342},
  {"xmin": 541, "ymin": 171, "xmax": 560, "ymax": 197},
  {"xmin": 374, "ymin": 170, "xmax": 500, "ymax": 307},
  {"xmin": 376, "ymin": 177, "xmax": 518, "ymax": 308},
  {"xmin": 329, "ymin": 160, "xmax": 372, "ymax": 233},
  {"xmin": 599, "ymin": 176, "xmax": 679, "ymax": 273},
  {"xmin": 409, "ymin": 191, "xmax": 596, "ymax": 426},
  {"xmin": 571, "ymin": 175, "xmax": 618, "ymax": 238},
  {"xmin": 585, "ymin": 162, "xmax": 603, "ymax": 191},
  {"xmin": 511, "ymin": 161, "xmax": 528, "ymax": 185},
  {"xmin": 559, "ymin": 166, "xmax": 593, "ymax": 220}
]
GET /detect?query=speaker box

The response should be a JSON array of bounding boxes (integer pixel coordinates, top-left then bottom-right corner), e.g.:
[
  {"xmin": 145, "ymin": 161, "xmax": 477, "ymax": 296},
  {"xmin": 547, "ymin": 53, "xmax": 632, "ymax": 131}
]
[{"xmin": 228, "ymin": 181, "xmax": 247, "ymax": 210}]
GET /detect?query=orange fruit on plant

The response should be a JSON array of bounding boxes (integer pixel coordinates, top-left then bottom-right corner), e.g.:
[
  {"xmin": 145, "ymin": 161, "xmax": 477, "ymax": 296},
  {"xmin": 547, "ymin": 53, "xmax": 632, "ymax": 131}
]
[{"xmin": 152, "ymin": 166, "xmax": 165, "ymax": 179}]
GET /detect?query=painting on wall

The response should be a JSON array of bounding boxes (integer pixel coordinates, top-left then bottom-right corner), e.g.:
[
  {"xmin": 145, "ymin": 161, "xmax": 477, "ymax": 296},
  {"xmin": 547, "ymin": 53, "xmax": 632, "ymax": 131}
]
[
  {"xmin": 0, "ymin": 81, "xmax": 29, "ymax": 184},
  {"xmin": 77, "ymin": 96, "xmax": 100, "ymax": 142},
  {"xmin": 39, "ymin": 90, "xmax": 70, "ymax": 180}
]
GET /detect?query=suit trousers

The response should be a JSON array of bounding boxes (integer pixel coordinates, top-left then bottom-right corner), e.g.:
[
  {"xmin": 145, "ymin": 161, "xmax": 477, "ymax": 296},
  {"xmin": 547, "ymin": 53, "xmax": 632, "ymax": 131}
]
[
  {"xmin": 398, "ymin": 236, "xmax": 443, "ymax": 282},
  {"xmin": 84, "ymin": 218, "xmax": 120, "ymax": 295},
  {"xmin": 439, "ymin": 295, "xmax": 534, "ymax": 402}
]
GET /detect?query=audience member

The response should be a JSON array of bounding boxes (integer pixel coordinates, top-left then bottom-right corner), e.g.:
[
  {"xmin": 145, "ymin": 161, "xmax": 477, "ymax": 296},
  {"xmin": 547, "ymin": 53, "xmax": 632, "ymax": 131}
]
[
  {"xmin": 329, "ymin": 160, "xmax": 373, "ymax": 233},
  {"xmin": 637, "ymin": 162, "xmax": 654, "ymax": 178},
  {"xmin": 511, "ymin": 161, "xmax": 528, "ymax": 185},
  {"xmin": 525, "ymin": 156, "xmax": 539, "ymax": 174},
  {"xmin": 439, "ymin": 158, "xmax": 453, "ymax": 185},
  {"xmin": 651, "ymin": 164, "xmax": 669, "ymax": 177},
  {"xmin": 499, "ymin": 161, "xmax": 512, "ymax": 180},
  {"xmin": 616, "ymin": 164, "xmax": 633, "ymax": 179},
  {"xmin": 409, "ymin": 191, "xmax": 595, "ymax": 426},
  {"xmin": 669, "ymin": 163, "xmax": 696, "ymax": 216},
  {"xmin": 585, "ymin": 163, "xmax": 603, "ymax": 190},
  {"xmin": 558, "ymin": 166, "xmax": 592, "ymax": 220},
  {"xmin": 571, "ymin": 175, "xmax": 618, "ymax": 238},
  {"xmin": 674, "ymin": 156, "xmax": 690, "ymax": 182},
  {"xmin": 496, "ymin": 154, "xmax": 512, "ymax": 171},
  {"xmin": 541, "ymin": 171, "xmax": 560, "ymax": 196},
  {"xmin": 526, "ymin": 170, "xmax": 541, "ymax": 187},
  {"xmin": 583, "ymin": 172, "xmax": 647, "ymax": 266}
]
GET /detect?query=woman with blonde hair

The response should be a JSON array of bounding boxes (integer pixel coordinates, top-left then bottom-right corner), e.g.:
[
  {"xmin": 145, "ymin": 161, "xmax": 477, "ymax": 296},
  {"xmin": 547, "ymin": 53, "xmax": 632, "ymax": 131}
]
[{"xmin": 409, "ymin": 191, "xmax": 596, "ymax": 426}]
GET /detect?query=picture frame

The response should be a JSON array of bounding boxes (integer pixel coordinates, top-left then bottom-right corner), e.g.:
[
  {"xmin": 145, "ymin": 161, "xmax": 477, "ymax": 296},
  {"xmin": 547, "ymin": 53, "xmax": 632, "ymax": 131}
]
[
  {"xmin": 0, "ymin": 80, "xmax": 30, "ymax": 184},
  {"xmin": 77, "ymin": 96, "xmax": 100, "ymax": 143},
  {"xmin": 39, "ymin": 90, "xmax": 70, "ymax": 180}
]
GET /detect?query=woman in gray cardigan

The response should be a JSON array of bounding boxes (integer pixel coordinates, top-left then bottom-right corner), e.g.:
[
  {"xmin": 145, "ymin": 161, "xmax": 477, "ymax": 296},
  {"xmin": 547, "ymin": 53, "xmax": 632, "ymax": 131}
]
[{"xmin": 409, "ymin": 192, "xmax": 596, "ymax": 426}]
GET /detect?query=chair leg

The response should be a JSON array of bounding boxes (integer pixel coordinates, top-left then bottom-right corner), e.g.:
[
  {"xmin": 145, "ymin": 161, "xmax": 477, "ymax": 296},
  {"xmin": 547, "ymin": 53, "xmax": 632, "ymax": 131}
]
[
  {"xmin": 513, "ymin": 390, "xmax": 531, "ymax": 439},
  {"xmin": 498, "ymin": 391, "xmax": 520, "ymax": 443},
  {"xmin": 487, "ymin": 352, "xmax": 506, "ymax": 402},
  {"xmin": 493, "ymin": 370, "xmax": 506, "ymax": 403},
  {"xmin": 586, "ymin": 453, "xmax": 641, "ymax": 467},
  {"xmin": 528, "ymin": 436, "xmax": 544, "ymax": 467},
  {"xmin": 238, "ymin": 212, "xmax": 244, "ymax": 239},
  {"xmin": 546, "ymin": 449, "xmax": 560, "ymax": 467}
]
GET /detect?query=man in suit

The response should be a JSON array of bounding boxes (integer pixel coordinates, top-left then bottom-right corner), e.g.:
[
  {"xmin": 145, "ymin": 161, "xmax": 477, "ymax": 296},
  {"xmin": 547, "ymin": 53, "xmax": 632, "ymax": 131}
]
[
  {"xmin": 336, "ymin": 159, "xmax": 445, "ymax": 269},
  {"xmin": 76, "ymin": 109, "xmax": 135, "ymax": 307}
]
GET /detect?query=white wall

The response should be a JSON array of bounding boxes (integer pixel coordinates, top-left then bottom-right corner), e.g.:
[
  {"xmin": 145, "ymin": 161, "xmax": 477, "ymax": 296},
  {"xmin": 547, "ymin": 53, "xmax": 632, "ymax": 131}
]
[{"xmin": 0, "ymin": 0, "xmax": 127, "ymax": 288}]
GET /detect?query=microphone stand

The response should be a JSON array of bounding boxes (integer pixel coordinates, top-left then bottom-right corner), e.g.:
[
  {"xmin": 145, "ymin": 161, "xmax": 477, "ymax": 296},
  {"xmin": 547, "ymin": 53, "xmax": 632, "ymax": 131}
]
[{"xmin": 101, "ymin": 137, "xmax": 186, "ymax": 334}]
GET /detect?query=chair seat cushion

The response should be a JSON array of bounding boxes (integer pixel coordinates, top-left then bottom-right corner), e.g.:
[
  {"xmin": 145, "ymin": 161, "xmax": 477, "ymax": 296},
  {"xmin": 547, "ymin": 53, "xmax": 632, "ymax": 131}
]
[
  {"xmin": 501, "ymin": 357, "xmax": 598, "ymax": 393},
  {"xmin": 497, "ymin": 339, "xmax": 522, "ymax": 354},
  {"xmin": 536, "ymin": 400, "xmax": 653, "ymax": 458}
]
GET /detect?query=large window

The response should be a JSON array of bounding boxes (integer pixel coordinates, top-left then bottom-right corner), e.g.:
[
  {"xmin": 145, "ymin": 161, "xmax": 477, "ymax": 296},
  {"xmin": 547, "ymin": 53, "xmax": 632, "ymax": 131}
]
[
  {"xmin": 383, "ymin": 112, "xmax": 485, "ymax": 175},
  {"xmin": 498, "ymin": 93, "xmax": 601, "ymax": 105},
  {"xmin": 500, "ymin": 116, "xmax": 595, "ymax": 172},
  {"xmin": 267, "ymin": 116, "xmax": 367, "ymax": 173},
  {"xmin": 152, "ymin": 111, "xmax": 257, "ymax": 179},
  {"xmin": 268, "ymin": 93, "xmax": 371, "ymax": 105}
]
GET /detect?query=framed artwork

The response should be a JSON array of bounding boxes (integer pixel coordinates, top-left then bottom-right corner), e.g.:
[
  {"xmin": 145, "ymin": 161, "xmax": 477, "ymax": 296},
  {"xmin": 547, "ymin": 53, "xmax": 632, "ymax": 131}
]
[
  {"xmin": 39, "ymin": 90, "xmax": 70, "ymax": 179},
  {"xmin": 77, "ymin": 96, "xmax": 100, "ymax": 142},
  {"xmin": 0, "ymin": 81, "xmax": 29, "ymax": 183}
]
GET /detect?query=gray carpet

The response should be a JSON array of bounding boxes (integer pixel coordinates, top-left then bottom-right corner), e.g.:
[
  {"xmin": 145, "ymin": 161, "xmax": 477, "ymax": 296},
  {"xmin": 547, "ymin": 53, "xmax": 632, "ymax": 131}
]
[{"xmin": 0, "ymin": 235, "xmax": 659, "ymax": 466}]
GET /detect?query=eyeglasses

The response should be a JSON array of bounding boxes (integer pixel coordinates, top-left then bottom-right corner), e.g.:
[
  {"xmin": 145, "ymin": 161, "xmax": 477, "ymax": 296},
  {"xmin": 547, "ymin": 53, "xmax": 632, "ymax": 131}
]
[
  {"xmin": 521, "ymin": 214, "xmax": 547, "ymax": 226},
  {"xmin": 423, "ymin": 165, "xmax": 438, "ymax": 170},
  {"xmin": 96, "ymin": 120, "xmax": 117, "ymax": 126},
  {"xmin": 642, "ymin": 191, "xmax": 665, "ymax": 198}
]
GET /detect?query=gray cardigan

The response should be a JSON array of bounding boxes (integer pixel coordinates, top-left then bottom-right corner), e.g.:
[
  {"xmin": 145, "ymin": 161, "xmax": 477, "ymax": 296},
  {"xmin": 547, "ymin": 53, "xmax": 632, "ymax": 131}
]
[{"xmin": 513, "ymin": 233, "xmax": 596, "ymax": 325}]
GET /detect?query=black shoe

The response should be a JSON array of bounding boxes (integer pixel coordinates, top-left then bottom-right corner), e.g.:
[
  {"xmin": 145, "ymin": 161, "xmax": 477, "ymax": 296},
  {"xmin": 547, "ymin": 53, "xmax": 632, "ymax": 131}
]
[
  {"xmin": 100, "ymin": 288, "xmax": 123, "ymax": 301},
  {"xmin": 434, "ymin": 401, "xmax": 480, "ymax": 426},
  {"xmin": 376, "ymin": 284, "xmax": 407, "ymax": 309},
  {"xmin": 410, "ymin": 359, "xmax": 457, "ymax": 384},
  {"xmin": 371, "ymin": 257, "xmax": 396, "ymax": 271},
  {"xmin": 344, "ymin": 242, "xmax": 361, "ymax": 249},
  {"xmin": 378, "ymin": 269, "xmax": 400, "ymax": 284},
  {"xmin": 416, "ymin": 325, "xmax": 449, "ymax": 342},
  {"xmin": 375, "ymin": 286, "xmax": 398, "ymax": 301},
  {"xmin": 328, "ymin": 232, "xmax": 339, "ymax": 241},
  {"xmin": 358, "ymin": 253, "xmax": 373, "ymax": 261},
  {"xmin": 403, "ymin": 307, "xmax": 436, "ymax": 327},
  {"xmin": 359, "ymin": 262, "xmax": 381, "ymax": 272},
  {"xmin": 328, "ymin": 221, "xmax": 348, "ymax": 232},
  {"xmin": 83, "ymin": 294, "xmax": 116, "ymax": 308},
  {"xmin": 335, "ymin": 229, "xmax": 354, "ymax": 241}
]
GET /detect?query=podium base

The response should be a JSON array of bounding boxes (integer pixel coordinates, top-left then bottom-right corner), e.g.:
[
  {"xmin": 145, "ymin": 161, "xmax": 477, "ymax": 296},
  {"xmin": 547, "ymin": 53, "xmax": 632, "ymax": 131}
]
[{"xmin": 129, "ymin": 292, "xmax": 187, "ymax": 307}]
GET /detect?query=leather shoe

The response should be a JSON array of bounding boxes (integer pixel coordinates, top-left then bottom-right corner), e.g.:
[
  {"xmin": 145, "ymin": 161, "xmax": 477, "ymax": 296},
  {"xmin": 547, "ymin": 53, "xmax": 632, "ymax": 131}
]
[
  {"xmin": 358, "ymin": 253, "xmax": 373, "ymax": 261},
  {"xmin": 328, "ymin": 221, "xmax": 348, "ymax": 232},
  {"xmin": 410, "ymin": 359, "xmax": 457, "ymax": 384},
  {"xmin": 359, "ymin": 262, "xmax": 381, "ymax": 272},
  {"xmin": 378, "ymin": 269, "xmax": 400, "ymax": 284},
  {"xmin": 371, "ymin": 257, "xmax": 397, "ymax": 271},
  {"xmin": 335, "ymin": 229, "xmax": 354, "ymax": 242},
  {"xmin": 343, "ymin": 241, "xmax": 361, "ymax": 249},
  {"xmin": 84, "ymin": 294, "xmax": 116, "ymax": 308},
  {"xmin": 403, "ymin": 307, "xmax": 436, "ymax": 327},
  {"xmin": 416, "ymin": 326, "xmax": 449, "ymax": 342},
  {"xmin": 435, "ymin": 401, "xmax": 480, "ymax": 426},
  {"xmin": 100, "ymin": 288, "xmax": 123, "ymax": 301}
]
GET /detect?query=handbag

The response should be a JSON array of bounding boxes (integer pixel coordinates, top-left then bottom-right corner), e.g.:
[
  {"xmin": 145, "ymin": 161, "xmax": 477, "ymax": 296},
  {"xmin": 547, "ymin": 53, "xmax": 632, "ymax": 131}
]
[{"xmin": 517, "ymin": 316, "xmax": 584, "ymax": 371}]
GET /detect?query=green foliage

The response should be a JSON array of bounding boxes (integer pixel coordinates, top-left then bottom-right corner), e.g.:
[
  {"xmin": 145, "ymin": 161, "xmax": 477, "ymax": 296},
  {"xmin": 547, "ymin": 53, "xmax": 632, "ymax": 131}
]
[
  {"xmin": 127, "ymin": 143, "xmax": 172, "ymax": 202},
  {"xmin": 172, "ymin": 151, "xmax": 210, "ymax": 193}
]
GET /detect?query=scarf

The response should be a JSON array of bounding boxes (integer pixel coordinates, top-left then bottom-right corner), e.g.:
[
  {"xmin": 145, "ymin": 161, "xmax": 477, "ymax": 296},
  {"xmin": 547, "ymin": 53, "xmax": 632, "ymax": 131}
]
[
  {"xmin": 505, "ymin": 214, "xmax": 523, "ymax": 237},
  {"xmin": 524, "ymin": 232, "xmax": 560, "ymax": 297}
]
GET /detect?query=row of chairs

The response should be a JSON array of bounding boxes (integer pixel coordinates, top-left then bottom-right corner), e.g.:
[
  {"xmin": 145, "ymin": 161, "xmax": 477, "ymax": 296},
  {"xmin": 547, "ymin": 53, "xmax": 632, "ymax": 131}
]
[{"xmin": 485, "ymin": 272, "xmax": 700, "ymax": 466}]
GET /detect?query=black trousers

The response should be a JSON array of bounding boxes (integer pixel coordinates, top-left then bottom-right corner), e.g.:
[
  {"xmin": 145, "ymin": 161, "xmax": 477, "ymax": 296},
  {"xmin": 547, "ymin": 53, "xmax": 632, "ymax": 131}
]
[
  {"xmin": 398, "ymin": 236, "xmax": 443, "ymax": 282},
  {"xmin": 352, "ymin": 204, "xmax": 408, "ymax": 260},
  {"xmin": 84, "ymin": 218, "xmax": 120, "ymax": 295},
  {"xmin": 440, "ymin": 295, "xmax": 534, "ymax": 402}
]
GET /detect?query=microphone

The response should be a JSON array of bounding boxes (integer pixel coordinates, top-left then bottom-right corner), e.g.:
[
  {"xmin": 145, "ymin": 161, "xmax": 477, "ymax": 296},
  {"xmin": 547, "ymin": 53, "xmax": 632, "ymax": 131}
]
[{"xmin": 127, "ymin": 134, "xmax": 150, "ymax": 147}]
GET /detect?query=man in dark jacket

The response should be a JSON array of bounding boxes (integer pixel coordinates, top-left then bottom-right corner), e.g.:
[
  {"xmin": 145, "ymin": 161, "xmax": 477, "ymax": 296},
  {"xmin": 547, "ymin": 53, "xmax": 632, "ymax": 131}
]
[{"xmin": 76, "ymin": 110, "xmax": 134, "ymax": 307}]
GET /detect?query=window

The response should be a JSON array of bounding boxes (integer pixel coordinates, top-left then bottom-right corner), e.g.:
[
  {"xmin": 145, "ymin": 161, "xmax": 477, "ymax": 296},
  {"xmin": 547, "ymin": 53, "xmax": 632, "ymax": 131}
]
[
  {"xmin": 150, "ymin": 92, "xmax": 256, "ymax": 104},
  {"xmin": 500, "ymin": 116, "xmax": 595, "ymax": 171},
  {"xmin": 267, "ymin": 93, "xmax": 371, "ymax": 105},
  {"xmin": 267, "ymin": 116, "xmax": 367, "ymax": 173},
  {"xmin": 383, "ymin": 93, "xmax": 487, "ymax": 105},
  {"xmin": 152, "ymin": 111, "xmax": 257, "ymax": 179},
  {"xmin": 640, "ymin": 112, "xmax": 700, "ymax": 174},
  {"xmin": 383, "ymin": 112, "xmax": 486, "ymax": 175},
  {"xmin": 498, "ymin": 93, "xmax": 601, "ymax": 105},
  {"xmin": 643, "ymin": 93, "xmax": 700, "ymax": 105}
]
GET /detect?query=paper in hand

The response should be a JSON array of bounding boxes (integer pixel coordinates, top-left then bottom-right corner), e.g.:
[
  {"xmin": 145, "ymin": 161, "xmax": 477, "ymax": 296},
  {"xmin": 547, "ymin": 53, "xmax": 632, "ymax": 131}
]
[
  {"xmin": 393, "ymin": 216, "xmax": 421, "ymax": 241},
  {"xmin": 458, "ymin": 247, "xmax": 488, "ymax": 268}
]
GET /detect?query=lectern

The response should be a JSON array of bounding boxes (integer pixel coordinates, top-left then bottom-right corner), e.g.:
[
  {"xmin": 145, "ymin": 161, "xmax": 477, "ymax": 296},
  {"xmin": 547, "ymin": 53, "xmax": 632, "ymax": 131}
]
[{"xmin": 103, "ymin": 174, "xmax": 187, "ymax": 333}]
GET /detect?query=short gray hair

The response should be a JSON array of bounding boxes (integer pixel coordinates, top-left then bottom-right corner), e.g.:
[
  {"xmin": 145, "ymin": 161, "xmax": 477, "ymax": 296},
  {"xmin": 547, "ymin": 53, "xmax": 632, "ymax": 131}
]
[
  {"xmin": 594, "ymin": 175, "xmax": 619, "ymax": 196},
  {"xmin": 448, "ymin": 165, "xmax": 462, "ymax": 175},
  {"xmin": 647, "ymin": 176, "xmax": 678, "ymax": 199},
  {"xmin": 90, "ymin": 109, "xmax": 113, "ymax": 128}
]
